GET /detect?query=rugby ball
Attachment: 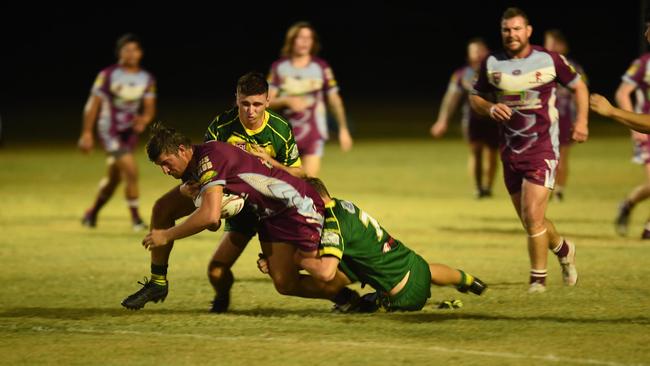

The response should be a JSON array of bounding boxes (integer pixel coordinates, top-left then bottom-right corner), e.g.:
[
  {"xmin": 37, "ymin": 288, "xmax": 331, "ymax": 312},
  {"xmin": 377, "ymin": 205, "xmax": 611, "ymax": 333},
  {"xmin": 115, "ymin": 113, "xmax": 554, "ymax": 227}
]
[{"xmin": 194, "ymin": 192, "xmax": 245, "ymax": 219}]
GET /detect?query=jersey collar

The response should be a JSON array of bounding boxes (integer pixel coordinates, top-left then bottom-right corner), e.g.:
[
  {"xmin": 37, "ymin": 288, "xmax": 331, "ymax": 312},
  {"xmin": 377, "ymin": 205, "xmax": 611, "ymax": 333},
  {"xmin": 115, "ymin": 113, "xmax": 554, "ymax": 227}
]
[{"xmin": 242, "ymin": 111, "xmax": 270, "ymax": 135}]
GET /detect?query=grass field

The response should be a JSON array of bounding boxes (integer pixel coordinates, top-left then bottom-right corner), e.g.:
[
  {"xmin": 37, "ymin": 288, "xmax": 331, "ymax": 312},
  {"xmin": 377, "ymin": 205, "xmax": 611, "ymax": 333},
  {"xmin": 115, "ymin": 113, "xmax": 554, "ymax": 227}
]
[{"xmin": 1, "ymin": 135, "xmax": 649, "ymax": 366}]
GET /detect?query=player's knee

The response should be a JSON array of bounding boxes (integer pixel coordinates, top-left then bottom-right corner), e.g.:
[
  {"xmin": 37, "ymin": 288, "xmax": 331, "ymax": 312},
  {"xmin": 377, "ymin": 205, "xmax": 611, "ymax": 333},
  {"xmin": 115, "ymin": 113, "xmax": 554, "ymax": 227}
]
[
  {"xmin": 271, "ymin": 275, "xmax": 299, "ymax": 296},
  {"xmin": 208, "ymin": 261, "xmax": 233, "ymax": 283},
  {"xmin": 151, "ymin": 197, "xmax": 175, "ymax": 226}
]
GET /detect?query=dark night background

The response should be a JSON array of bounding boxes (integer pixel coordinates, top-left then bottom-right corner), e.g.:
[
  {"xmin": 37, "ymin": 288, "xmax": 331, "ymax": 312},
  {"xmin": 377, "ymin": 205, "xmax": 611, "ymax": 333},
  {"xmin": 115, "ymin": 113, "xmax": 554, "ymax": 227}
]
[{"xmin": 0, "ymin": 1, "xmax": 645, "ymax": 142}]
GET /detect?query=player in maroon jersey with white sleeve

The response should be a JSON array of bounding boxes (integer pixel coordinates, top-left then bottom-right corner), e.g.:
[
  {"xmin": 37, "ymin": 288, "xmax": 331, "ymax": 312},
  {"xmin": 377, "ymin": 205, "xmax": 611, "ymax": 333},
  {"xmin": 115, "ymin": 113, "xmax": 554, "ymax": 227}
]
[
  {"xmin": 470, "ymin": 7, "xmax": 589, "ymax": 293},
  {"xmin": 122, "ymin": 122, "xmax": 350, "ymax": 310}
]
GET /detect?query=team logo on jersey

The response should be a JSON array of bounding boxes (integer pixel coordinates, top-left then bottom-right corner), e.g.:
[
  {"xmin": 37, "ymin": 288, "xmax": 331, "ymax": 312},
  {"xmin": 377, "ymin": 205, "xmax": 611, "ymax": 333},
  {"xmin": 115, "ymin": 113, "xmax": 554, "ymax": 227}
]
[
  {"xmin": 382, "ymin": 237, "xmax": 398, "ymax": 253},
  {"xmin": 198, "ymin": 156, "xmax": 213, "ymax": 174},
  {"xmin": 289, "ymin": 144, "xmax": 299, "ymax": 160},
  {"xmin": 199, "ymin": 170, "xmax": 218, "ymax": 185},
  {"xmin": 626, "ymin": 60, "xmax": 640, "ymax": 77},
  {"xmin": 490, "ymin": 72, "xmax": 502, "ymax": 86},
  {"xmin": 321, "ymin": 230, "xmax": 340, "ymax": 246},
  {"xmin": 530, "ymin": 71, "xmax": 543, "ymax": 84},
  {"xmin": 341, "ymin": 201, "xmax": 356, "ymax": 214}
]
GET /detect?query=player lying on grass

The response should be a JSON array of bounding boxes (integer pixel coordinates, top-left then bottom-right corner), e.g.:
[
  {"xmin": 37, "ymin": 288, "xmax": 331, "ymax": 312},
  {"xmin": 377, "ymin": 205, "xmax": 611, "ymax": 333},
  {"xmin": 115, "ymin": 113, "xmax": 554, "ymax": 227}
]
[
  {"xmin": 122, "ymin": 122, "xmax": 356, "ymax": 310},
  {"xmin": 258, "ymin": 178, "xmax": 487, "ymax": 312}
]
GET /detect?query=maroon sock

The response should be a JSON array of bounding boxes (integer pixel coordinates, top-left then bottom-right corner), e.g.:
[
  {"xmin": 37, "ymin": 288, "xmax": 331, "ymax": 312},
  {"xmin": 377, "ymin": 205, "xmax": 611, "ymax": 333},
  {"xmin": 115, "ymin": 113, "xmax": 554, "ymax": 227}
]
[
  {"xmin": 530, "ymin": 269, "xmax": 547, "ymax": 285},
  {"xmin": 89, "ymin": 195, "xmax": 109, "ymax": 216},
  {"xmin": 127, "ymin": 199, "xmax": 142, "ymax": 222},
  {"xmin": 552, "ymin": 239, "xmax": 570, "ymax": 257}
]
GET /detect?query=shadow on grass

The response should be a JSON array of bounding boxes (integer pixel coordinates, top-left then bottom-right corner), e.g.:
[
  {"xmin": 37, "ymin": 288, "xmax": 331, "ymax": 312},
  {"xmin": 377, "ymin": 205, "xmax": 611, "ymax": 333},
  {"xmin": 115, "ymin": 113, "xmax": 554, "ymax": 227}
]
[
  {"xmin": 0, "ymin": 306, "xmax": 331, "ymax": 320},
  {"xmin": 438, "ymin": 226, "xmax": 608, "ymax": 240},
  {"xmin": 387, "ymin": 312, "xmax": 650, "ymax": 325}
]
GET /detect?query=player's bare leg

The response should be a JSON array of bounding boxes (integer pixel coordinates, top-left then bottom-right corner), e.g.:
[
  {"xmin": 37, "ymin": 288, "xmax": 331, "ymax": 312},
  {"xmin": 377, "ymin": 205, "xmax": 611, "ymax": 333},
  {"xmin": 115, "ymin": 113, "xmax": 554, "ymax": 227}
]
[
  {"xmin": 261, "ymin": 241, "xmax": 345, "ymax": 299},
  {"xmin": 301, "ymin": 155, "xmax": 321, "ymax": 177},
  {"xmin": 554, "ymin": 145, "xmax": 570, "ymax": 201},
  {"xmin": 512, "ymin": 181, "xmax": 552, "ymax": 292},
  {"xmin": 115, "ymin": 153, "xmax": 145, "ymax": 230},
  {"xmin": 617, "ymin": 163, "xmax": 650, "ymax": 237},
  {"xmin": 207, "ymin": 232, "xmax": 250, "ymax": 313},
  {"xmin": 469, "ymin": 142, "xmax": 484, "ymax": 198},
  {"xmin": 121, "ymin": 185, "xmax": 194, "ymax": 310},
  {"xmin": 485, "ymin": 146, "xmax": 498, "ymax": 196},
  {"xmin": 82, "ymin": 158, "xmax": 121, "ymax": 227},
  {"xmin": 428, "ymin": 263, "xmax": 487, "ymax": 295}
]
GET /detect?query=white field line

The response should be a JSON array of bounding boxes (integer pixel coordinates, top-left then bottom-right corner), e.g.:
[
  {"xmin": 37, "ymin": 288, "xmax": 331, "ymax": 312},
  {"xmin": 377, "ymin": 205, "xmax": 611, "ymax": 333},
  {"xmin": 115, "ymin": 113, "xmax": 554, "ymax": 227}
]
[{"xmin": 0, "ymin": 324, "xmax": 646, "ymax": 366}]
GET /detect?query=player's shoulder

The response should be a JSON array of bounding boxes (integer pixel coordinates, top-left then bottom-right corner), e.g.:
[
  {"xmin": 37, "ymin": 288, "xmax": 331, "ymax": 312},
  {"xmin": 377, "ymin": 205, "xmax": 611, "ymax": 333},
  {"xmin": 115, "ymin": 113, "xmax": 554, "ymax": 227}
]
[
  {"xmin": 266, "ymin": 110, "xmax": 293, "ymax": 135},
  {"xmin": 271, "ymin": 57, "xmax": 291, "ymax": 70},
  {"xmin": 209, "ymin": 107, "xmax": 240, "ymax": 129},
  {"xmin": 331, "ymin": 198, "xmax": 357, "ymax": 216},
  {"xmin": 311, "ymin": 56, "xmax": 332, "ymax": 69},
  {"xmin": 637, "ymin": 52, "xmax": 650, "ymax": 63}
]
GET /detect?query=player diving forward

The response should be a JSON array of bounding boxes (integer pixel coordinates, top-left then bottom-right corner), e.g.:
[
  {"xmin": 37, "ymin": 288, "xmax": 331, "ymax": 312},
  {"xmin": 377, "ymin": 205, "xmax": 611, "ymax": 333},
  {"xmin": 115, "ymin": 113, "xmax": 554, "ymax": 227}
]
[{"xmin": 259, "ymin": 178, "xmax": 487, "ymax": 312}]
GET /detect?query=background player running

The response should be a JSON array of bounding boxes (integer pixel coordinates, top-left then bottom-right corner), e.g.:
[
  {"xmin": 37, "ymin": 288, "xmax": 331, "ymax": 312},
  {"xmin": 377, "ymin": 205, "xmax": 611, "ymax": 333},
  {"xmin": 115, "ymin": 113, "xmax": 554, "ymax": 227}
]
[
  {"xmin": 268, "ymin": 21, "xmax": 353, "ymax": 177},
  {"xmin": 78, "ymin": 33, "xmax": 156, "ymax": 231}
]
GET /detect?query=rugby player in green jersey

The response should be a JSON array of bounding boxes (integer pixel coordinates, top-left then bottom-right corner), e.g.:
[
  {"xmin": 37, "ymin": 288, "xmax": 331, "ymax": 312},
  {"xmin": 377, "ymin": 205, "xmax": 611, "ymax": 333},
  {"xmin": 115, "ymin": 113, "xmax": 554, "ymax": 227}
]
[
  {"xmin": 259, "ymin": 178, "xmax": 487, "ymax": 312},
  {"xmin": 123, "ymin": 73, "xmax": 344, "ymax": 312}
]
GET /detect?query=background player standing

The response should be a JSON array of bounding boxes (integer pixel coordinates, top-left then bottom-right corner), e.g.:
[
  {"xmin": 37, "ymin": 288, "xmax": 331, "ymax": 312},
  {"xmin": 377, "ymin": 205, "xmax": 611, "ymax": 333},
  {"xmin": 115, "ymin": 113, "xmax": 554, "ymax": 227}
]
[
  {"xmin": 543, "ymin": 29, "xmax": 587, "ymax": 202},
  {"xmin": 470, "ymin": 8, "xmax": 588, "ymax": 293},
  {"xmin": 268, "ymin": 21, "xmax": 353, "ymax": 177},
  {"xmin": 430, "ymin": 38, "xmax": 499, "ymax": 198},
  {"xmin": 78, "ymin": 34, "xmax": 156, "ymax": 231}
]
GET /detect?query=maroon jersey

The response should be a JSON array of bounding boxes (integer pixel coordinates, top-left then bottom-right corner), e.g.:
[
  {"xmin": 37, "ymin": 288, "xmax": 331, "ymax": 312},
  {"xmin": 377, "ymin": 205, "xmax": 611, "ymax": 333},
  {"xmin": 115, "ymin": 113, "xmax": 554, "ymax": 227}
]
[
  {"xmin": 472, "ymin": 46, "xmax": 581, "ymax": 162},
  {"xmin": 187, "ymin": 141, "xmax": 325, "ymax": 249},
  {"xmin": 621, "ymin": 53, "xmax": 650, "ymax": 114}
]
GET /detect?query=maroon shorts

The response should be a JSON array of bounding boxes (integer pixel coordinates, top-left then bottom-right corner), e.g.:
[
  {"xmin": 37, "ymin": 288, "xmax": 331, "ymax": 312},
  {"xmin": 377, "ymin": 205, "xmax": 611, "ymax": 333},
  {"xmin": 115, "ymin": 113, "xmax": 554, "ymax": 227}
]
[
  {"xmin": 502, "ymin": 157, "xmax": 558, "ymax": 195},
  {"xmin": 99, "ymin": 128, "xmax": 138, "ymax": 156},
  {"xmin": 293, "ymin": 123, "xmax": 325, "ymax": 157},
  {"xmin": 467, "ymin": 118, "xmax": 499, "ymax": 149},
  {"xmin": 558, "ymin": 115, "xmax": 573, "ymax": 146},
  {"xmin": 633, "ymin": 139, "xmax": 650, "ymax": 165},
  {"xmin": 258, "ymin": 208, "xmax": 323, "ymax": 252}
]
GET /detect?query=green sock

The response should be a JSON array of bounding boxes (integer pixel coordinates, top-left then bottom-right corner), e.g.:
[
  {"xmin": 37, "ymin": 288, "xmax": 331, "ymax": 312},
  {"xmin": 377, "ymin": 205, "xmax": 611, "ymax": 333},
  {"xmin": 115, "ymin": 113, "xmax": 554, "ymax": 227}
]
[
  {"xmin": 150, "ymin": 263, "xmax": 168, "ymax": 286},
  {"xmin": 457, "ymin": 270, "xmax": 475, "ymax": 289},
  {"xmin": 151, "ymin": 273, "xmax": 167, "ymax": 286}
]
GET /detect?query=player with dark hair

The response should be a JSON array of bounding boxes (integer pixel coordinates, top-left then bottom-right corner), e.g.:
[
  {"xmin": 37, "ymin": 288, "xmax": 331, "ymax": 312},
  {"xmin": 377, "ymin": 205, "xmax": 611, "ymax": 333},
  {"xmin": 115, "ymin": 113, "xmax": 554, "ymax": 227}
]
[
  {"xmin": 469, "ymin": 7, "xmax": 589, "ymax": 293},
  {"xmin": 431, "ymin": 38, "xmax": 499, "ymax": 198},
  {"xmin": 258, "ymin": 177, "xmax": 487, "ymax": 312},
  {"xmin": 590, "ymin": 16, "xmax": 650, "ymax": 238},
  {"xmin": 543, "ymin": 29, "xmax": 587, "ymax": 201},
  {"xmin": 78, "ymin": 33, "xmax": 156, "ymax": 231},
  {"xmin": 122, "ymin": 123, "xmax": 351, "ymax": 310},
  {"xmin": 122, "ymin": 72, "xmax": 318, "ymax": 312},
  {"xmin": 268, "ymin": 21, "xmax": 353, "ymax": 177}
]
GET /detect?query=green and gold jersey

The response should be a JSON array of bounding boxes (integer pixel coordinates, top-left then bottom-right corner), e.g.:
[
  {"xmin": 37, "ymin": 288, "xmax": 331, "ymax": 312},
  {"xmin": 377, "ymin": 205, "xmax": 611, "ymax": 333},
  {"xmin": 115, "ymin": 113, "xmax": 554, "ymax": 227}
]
[
  {"xmin": 320, "ymin": 198, "xmax": 415, "ymax": 293},
  {"xmin": 204, "ymin": 107, "xmax": 301, "ymax": 168}
]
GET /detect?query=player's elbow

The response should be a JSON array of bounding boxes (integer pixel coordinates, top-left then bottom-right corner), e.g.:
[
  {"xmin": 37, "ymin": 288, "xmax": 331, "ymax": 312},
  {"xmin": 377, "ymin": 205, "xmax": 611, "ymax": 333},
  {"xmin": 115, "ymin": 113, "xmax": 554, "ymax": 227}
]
[{"xmin": 315, "ymin": 267, "xmax": 337, "ymax": 282}]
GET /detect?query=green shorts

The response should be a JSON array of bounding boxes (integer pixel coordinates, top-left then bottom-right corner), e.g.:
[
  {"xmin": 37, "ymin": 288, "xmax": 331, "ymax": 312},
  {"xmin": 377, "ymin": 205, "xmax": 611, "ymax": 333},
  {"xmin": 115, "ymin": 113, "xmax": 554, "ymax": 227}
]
[
  {"xmin": 224, "ymin": 204, "xmax": 259, "ymax": 239},
  {"xmin": 384, "ymin": 253, "xmax": 431, "ymax": 311}
]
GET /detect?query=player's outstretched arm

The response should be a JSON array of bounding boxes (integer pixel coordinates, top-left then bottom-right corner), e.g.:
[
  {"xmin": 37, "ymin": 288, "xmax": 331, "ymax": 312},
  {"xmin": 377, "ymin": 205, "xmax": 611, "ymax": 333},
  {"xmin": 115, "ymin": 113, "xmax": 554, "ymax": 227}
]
[
  {"xmin": 570, "ymin": 78, "xmax": 589, "ymax": 142},
  {"xmin": 133, "ymin": 96, "xmax": 156, "ymax": 134},
  {"xmin": 431, "ymin": 86, "xmax": 463, "ymax": 138},
  {"xmin": 248, "ymin": 144, "xmax": 306, "ymax": 178},
  {"xmin": 78, "ymin": 95, "xmax": 102, "ymax": 153},
  {"xmin": 327, "ymin": 91, "xmax": 353, "ymax": 152},
  {"xmin": 590, "ymin": 94, "xmax": 650, "ymax": 133},
  {"xmin": 143, "ymin": 186, "xmax": 223, "ymax": 249}
]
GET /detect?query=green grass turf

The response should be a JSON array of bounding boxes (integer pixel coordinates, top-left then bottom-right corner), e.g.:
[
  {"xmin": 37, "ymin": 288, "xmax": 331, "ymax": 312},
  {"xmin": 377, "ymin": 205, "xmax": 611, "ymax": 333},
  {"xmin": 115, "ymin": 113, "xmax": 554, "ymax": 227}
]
[{"xmin": 0, "ymin": 136, "xmax": 649, "ymax": 365}]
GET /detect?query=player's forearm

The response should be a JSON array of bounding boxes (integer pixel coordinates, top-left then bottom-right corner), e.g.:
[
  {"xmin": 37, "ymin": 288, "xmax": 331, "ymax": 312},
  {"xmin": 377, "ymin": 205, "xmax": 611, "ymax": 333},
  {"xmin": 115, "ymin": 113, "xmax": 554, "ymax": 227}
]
[
  {"xmin": 299, "ymin": 257, "xmax": 338, "ymax": 282},
  {"xmin": 573, "ymin": 81, "xmax": 589, "ymax": 127},
  {"xmin": 327, "ymin": 93, "xmax": 349, "ymax": 130},
  {"xmin": 139, "ymin": 99, "xmax": 156, "ymax": 125},
  {"xmin": 469, "ymin": 95, "xmax": 492, "ymax": 117},
  {"xmin": 436, "ymin": 89, "xmax": 462, "ymax": 122},
  {"xmin": 615, "ymin": 88, "xmax": 634, "ymax": 112},
  {"xmin": 166, "ymin": 206, "xmax": 220, "ymax": 241},
  {"xmin": 81, "ymin": 96, "xmax": 100, "ymax": 134},
  {"xmin": 610, "ymin": 108, "xmax": 650, "ymax": 133}
]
